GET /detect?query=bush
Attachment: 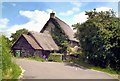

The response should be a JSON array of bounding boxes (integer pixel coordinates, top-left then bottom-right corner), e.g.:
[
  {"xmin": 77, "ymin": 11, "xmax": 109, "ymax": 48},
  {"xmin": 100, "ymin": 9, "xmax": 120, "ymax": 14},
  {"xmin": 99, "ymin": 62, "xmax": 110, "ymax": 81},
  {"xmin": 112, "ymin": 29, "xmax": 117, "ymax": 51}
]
[
  {"xmin": 66, "ymin": 51, "xmax": 83, "ymax": 63},
  {"xmin": 48, "ymin": 53, "xmax": 63, "ymax": 62},
  {"xmin": 1, "ymin": 35, "xmax": 22, "ymax": 79},
  {"xmin": 28, "ymin": 55, "xmax": 45, "ymax": 62}
]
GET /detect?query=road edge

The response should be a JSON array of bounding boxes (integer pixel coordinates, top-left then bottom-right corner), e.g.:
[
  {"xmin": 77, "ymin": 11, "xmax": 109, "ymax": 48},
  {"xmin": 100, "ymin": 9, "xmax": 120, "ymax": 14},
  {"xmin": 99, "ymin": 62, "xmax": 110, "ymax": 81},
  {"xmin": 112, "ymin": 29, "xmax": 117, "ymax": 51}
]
[{"xmin": 18, "ymin": 65, "xmax": 25, "ymax": 79}]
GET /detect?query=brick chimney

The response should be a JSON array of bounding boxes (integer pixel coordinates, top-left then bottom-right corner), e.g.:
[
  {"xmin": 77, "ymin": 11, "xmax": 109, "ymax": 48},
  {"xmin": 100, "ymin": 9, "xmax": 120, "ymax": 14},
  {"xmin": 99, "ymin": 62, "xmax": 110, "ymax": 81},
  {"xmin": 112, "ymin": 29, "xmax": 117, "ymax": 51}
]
[{"xmin": 50, "ymin": 11, "xmax": 55, "ymax": 18}]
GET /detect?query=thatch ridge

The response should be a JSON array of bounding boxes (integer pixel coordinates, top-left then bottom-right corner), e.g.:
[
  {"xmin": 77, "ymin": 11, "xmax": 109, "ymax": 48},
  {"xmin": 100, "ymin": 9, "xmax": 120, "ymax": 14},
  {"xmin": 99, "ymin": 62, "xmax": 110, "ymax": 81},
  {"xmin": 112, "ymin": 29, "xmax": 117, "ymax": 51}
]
[
  {"xmin": 28, "ymin": 32, "xmax": 59, "ymax": 51},
  {"xmin": 22, "ymin": 34, "xmax": 42, "ymax": 50}
]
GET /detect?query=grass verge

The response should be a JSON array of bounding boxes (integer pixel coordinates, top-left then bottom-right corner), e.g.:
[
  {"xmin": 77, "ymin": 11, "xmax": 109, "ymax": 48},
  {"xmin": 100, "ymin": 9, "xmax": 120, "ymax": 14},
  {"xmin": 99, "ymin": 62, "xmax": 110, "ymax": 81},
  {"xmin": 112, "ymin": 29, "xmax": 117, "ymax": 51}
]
[
  {"xmin": 67, "ymin": 58, "xmax": 119, "ymax": 78},
  {"xmin": 3, "ymin": 62, "xmax": 22, "ymax": 80}
]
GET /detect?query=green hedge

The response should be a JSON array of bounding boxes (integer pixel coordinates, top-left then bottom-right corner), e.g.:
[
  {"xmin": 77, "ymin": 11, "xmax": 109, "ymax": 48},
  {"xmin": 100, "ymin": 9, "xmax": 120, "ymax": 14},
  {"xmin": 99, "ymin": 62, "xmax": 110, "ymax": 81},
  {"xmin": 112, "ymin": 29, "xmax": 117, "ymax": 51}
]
[{"xmin": 48, "ymin": 53, "xmax": 63, "ymax": 62}]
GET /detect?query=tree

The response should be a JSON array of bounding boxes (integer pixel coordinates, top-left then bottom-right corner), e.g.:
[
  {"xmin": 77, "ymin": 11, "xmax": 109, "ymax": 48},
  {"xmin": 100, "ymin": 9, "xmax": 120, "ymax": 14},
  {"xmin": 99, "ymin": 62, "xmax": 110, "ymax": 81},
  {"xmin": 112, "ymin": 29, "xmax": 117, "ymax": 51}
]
[
  {"xmin": 10, "ymin": 28, "xmax": 28, "ymax": 43},
  {"xmin": 73, "ymin": 9, "xmax": 120, "ymax": 71},
  {"xmin": 1, "ymin": 35, "xmax": 22, "ymax": 79},
  {"xmin": 1, "ymin": 35, "xmax": 12, "ymax": 73}
]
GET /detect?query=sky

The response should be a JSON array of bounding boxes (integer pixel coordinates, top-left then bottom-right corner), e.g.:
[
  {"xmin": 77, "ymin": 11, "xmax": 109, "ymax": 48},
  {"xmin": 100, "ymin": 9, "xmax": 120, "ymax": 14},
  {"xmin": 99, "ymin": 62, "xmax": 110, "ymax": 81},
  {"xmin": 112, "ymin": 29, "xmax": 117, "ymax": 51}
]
[{"xmin": 0, "ymin": 1, "xmax": 119, "ymax": 38}]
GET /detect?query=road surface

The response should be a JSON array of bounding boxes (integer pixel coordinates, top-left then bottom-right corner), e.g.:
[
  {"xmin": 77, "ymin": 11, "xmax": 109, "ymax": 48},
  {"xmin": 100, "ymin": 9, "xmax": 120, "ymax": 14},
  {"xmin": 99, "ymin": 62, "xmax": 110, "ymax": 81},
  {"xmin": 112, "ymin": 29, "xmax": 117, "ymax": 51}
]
[{"xmin": 15, "ymin": 59, "xmax": 114, "ymax": 79}]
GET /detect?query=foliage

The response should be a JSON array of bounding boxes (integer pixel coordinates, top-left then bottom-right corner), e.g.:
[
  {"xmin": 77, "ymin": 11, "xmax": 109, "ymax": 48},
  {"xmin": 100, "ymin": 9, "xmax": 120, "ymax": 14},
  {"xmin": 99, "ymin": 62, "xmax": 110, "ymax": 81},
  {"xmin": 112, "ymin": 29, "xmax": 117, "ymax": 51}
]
[
  {"xmin": 0, "ymin": 33, "xmax": 2, "ymax": 80},
  {"xmin": 48, "ymin": 53, "xmax": 63, "ymax": 62},
  {"xmin": 2, "ymin": 35, "xmax": 12, "ymax": 74},
  {"xmin": 27, "ymin": 54, "xmax": 46, "ymax": 62},
  {"xmin": 68, "ymin": 58, "xmax": 120, "ymax": 75},
  {"xmin": 1, "ymin": 35, "xmax": 22, "ymax": 79},
  {"xmin": 10, "ymin": 28, "xmax": 28, "ymax": 43},
  {"xmin": 73, "ymin": 9, "xmax": 120, "ymax": 71},
  {"xmin": 51, "ymin": 24, "xmax": 69, "ymax": 53},
  {"xmin": 67, "ymin": 47, "xmax": 82, "ymax": 55}
]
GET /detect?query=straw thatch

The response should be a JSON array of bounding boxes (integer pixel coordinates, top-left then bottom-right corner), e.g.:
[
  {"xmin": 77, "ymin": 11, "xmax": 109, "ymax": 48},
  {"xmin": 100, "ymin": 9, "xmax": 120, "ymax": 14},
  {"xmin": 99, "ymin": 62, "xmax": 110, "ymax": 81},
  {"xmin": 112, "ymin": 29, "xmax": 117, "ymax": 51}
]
[
  {"xmin": 28, "ymin": 32, "xmax": 59, "ymax": 51},
  {"xmin": 12, "ymin": 32, "xmax": 59, "ymax": 51},
  {"xmin": 11, "ymin": 34, "xmax": 42, "ymax": 50},
  {"xmin": 40, "ymin": 14, "xmax": 78, "ymax": 42},
  {"xmin": 22, "ymin": 34, "xmax": 42, "ymax": 50}
]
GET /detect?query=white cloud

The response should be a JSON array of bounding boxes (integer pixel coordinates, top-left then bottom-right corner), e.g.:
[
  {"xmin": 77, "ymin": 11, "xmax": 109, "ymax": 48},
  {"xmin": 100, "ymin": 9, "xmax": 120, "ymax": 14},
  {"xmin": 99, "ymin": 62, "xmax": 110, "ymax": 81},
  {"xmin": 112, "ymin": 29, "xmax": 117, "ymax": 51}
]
[
  {"xmin": 95, "ymin": 7, "xmax": 112, "ymax": 12},
  {"xmin": 3, "ymin": 9, "xmax": 53, "ymax": 38},
  {"xmin": 9, "ymin": 9, "xmax": 52, "ymax": 33},
  {"xmin": 73, "ymin": 12, "xmax": 88, "ymax": 24},
  {"xmin": 46, "ymin": 9, "xmax": 54, "ymax": 13},
  {"xmin": 0, "ymin": 18, "xmax": 10, "ymax": 38},
  {"xmin": 19, "ymin": 10, "xmax": 50, "ymax": 22},
  {"xmin": 70, "ymin": 0, "xmax": 82, "ymax": 7},
  {"xmin": 59, "ymin": 0, "xmax": 81, "ymax": 16},
  {"xmin": 0, "ymin": 18, "xmax": 9, "ymax": 29},
  {"xmin": 73, "ymin": 7, "xmax": 113, "ymax": 24},
  {"xmin": 1, "ymin": 7, "xmax": 115, "ymax": 38},
  {"xmin": 72, "ymin": 2, "xmax": 81, "ymax": 7},
  {"xmin": 59, "ymin": 7, "xmax": 80, "ymax": 16},
  {"xmin": 11, "ymin": 3, "xmax": 16, "ymax": 7}
]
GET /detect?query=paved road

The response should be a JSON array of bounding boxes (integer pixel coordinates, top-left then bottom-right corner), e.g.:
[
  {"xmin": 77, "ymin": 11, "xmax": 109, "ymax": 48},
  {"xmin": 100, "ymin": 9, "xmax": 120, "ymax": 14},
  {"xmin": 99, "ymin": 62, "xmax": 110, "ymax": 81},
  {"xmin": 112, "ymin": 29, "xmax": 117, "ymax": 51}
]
[{"xmin": 15, "ymin": 59, "xmax": 114, "ymax": 79}]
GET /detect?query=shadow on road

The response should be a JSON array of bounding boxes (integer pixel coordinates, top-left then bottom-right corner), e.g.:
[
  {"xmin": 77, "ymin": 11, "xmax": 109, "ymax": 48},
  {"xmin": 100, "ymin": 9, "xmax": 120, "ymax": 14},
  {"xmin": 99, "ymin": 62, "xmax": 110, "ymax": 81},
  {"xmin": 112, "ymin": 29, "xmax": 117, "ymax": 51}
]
[{"xmin": 64, "ymin": 62, "xmax": 88, "ymax": 70}]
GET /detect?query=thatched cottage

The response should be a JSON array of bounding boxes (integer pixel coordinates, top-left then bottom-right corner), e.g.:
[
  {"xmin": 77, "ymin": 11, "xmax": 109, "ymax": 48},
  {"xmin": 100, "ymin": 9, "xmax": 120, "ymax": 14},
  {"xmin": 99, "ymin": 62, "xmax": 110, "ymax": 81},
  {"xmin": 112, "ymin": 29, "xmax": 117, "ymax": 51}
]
[
  {"xmin": 11, "ymin": 12, "xmax": 79, "ymax": 58},
  {"xmin": 41, "ymin": 12, "xmax": 78, "ymax": 47},
  {"xmin": 11, "ymin": 32, "xmax": 59, "ymax": 58}
]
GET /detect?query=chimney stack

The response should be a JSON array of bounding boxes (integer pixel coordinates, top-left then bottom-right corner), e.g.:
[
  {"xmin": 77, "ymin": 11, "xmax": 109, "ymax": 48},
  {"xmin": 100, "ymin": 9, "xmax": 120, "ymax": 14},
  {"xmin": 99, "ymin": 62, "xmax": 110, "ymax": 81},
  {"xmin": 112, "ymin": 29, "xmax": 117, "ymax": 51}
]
[{"xmin": 50, "ymin": 11, "xmax": 55, "ymax": 18}]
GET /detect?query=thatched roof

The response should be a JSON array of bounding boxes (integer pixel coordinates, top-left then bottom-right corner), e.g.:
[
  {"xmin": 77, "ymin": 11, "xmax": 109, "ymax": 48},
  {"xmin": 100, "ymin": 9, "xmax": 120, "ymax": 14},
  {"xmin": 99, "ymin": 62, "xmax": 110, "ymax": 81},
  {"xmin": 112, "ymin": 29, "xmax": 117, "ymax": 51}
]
[
  {"xmin": 40, "ymin": 13, "xmax": 78, "ymax": 42},
  {"xmin": 22, "ymin": 34, "xmax": 42, "ymax": 50},
  {"xmin": 12, "ymin": 32, "xmax": 59, "ymax": 51},
  {"xmin": 55, "ymin": 17, "xmax": 77, "ymax": 41},
  {"xmin": 28, "ymin": 32, "xmax": 59, "ymax": 51},
  {"xmin": 11, "ymin": 34, "xmax": 42, "ymax": 50}
]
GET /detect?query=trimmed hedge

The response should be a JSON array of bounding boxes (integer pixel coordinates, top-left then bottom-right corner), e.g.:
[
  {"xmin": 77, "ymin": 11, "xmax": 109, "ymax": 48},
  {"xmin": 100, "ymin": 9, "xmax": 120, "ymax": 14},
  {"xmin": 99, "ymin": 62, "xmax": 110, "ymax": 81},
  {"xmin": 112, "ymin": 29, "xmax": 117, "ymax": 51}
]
[{"xmin": 48, "ymin": 53, "xmax": 63, "ymax": 62}]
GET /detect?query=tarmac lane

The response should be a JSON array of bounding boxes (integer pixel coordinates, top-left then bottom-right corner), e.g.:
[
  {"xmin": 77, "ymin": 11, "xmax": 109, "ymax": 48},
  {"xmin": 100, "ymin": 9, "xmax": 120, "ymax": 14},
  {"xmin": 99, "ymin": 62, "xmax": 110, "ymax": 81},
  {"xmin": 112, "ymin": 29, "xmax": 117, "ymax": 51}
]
[{"xmin": 15, "ymin": 58, "xmax": 116, "ymax": 80}]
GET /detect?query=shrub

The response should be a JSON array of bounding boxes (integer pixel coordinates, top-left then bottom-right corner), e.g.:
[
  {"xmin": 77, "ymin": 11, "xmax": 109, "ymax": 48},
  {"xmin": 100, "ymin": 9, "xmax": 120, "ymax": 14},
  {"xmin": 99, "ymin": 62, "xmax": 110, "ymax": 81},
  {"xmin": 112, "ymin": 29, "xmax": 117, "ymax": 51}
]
[
  {"xmin": 1, "ymin": 35, "xmax": 22, "ymax": 79},
  {"xmin": 48, "ymin": 53, "xmax": 63, "ymax": 62},
  {"xmin": 28, "ymin": 54, "xmax": 45, "ymax": 62}
]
